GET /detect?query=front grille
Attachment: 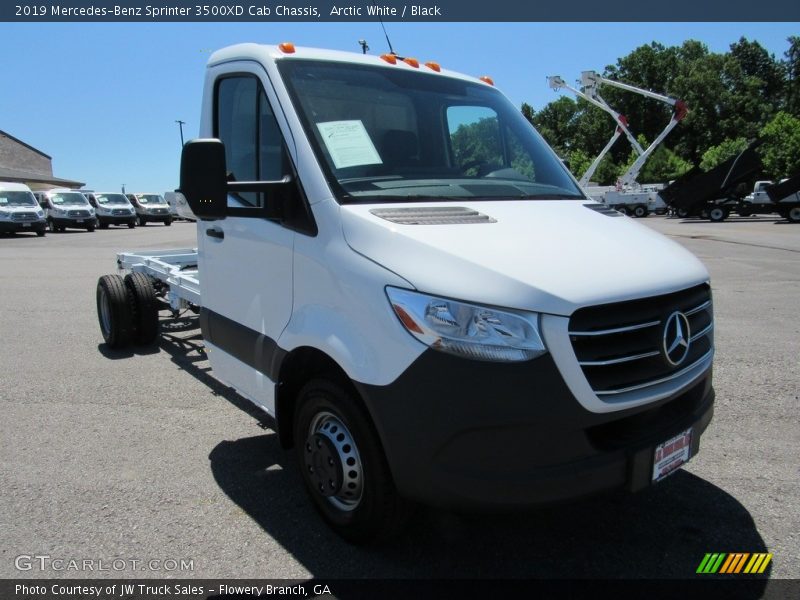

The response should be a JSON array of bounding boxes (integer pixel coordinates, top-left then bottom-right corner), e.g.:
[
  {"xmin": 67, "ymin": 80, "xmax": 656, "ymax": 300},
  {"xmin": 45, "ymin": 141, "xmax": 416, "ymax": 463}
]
[
  {"xmin": 569, "ymin": 284, "xmax": 713, "ymax": 398},
  {"xmin": 67, "ymin": 209, "xmax": 91, "ymax": 218},
  {"xmin": 150, "ymin": 208, "xmax": 167, "ymax": 215},
  {"xmin": 112, "ymin": 209, "xmax": 129, "ymax": 216},
  {"xmin": 11, "ymin": 212, "xmax": 38, "ymax": 221}
]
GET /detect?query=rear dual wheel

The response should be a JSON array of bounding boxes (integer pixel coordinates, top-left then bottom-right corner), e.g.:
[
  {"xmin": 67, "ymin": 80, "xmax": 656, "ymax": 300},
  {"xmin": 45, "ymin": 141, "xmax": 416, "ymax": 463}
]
[{"xmin": 96, "ymin": 272, "xmax": 159, "ymax": 348}]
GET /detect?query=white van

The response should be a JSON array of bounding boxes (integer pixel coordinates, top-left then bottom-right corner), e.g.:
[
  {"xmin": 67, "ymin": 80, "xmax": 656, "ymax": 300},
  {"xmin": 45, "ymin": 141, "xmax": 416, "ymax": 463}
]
[
  {"xmin": 87, "ymin": 192, "xmax": 137, "ymax": 228},
  {"xmin": 35, "ymin": 189, "xmax": 96, "ymax": 232},
  {"xmin": 99, "ymin": 44, "xmax": 716, "ymax": 542},
  {"xmin": 0, "ymin": 182, "xmax": 47, "ymax": 236},
  {"xmin": 126, "ymin": 193, "xmax": 173, "ymax": 226}
]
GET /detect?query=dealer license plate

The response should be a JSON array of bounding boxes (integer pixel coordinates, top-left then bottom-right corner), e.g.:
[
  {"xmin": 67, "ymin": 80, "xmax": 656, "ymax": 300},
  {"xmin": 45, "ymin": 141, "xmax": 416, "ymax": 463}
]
[{"xmin": 652, "ymin": 428, "xmax": 692, "ymax": 482}]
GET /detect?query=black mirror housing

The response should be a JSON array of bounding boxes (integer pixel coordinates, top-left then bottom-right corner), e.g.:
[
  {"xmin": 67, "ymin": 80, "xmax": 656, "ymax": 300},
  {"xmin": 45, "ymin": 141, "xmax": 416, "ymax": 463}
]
[{"xmin": 179, "ymin": 139, "xmax": 228, "ymax": 220}]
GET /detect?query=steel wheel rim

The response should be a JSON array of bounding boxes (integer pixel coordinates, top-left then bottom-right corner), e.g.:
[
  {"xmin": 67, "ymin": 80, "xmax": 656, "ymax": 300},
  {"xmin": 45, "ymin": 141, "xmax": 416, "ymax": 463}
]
[{"xmin": 306, "ymin": 410, "xmax": 364, "ymax": 511}]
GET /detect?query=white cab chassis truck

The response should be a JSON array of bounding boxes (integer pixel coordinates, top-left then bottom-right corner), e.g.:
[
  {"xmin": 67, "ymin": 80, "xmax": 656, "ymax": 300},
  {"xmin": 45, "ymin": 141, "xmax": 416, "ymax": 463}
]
[{"xmin": 96, "ymin": 44, "xmax": 716, "ymax": 542}]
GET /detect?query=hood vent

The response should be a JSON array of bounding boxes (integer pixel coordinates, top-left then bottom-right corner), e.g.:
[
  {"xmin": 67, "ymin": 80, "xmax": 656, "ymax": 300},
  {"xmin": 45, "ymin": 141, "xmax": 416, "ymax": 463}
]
[
  {"xmin": 584, "ymin": 203, "xmax": 623, "ymax": 217},
  {"xmin": 370, "ymin": 206, "xmax": 496, "ymax": 225}
]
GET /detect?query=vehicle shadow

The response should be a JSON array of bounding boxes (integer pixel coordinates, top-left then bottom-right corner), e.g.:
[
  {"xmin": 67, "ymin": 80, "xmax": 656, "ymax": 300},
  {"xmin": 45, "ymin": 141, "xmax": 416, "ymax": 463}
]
[
  {"xmin": 96, "ymin": 342, "xmax": 161, "ymax": 359},
  {"xmin": 208, "ymin": 433, "xmax": 769, "ymax": 588},
  {"xmin": 156, "ymin": 318, "xmax": 769, "ymax": 591}
]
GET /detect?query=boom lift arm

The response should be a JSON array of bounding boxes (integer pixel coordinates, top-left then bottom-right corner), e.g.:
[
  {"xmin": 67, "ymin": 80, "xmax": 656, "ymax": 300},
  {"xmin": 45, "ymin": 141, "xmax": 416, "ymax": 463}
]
[
  {"xmin": 580, "ymin": 71, "xmax": 688, "ymax": 187},
  {"xmin": 547, "ymin": 75, "xmax": 644, "ymax": 156}
]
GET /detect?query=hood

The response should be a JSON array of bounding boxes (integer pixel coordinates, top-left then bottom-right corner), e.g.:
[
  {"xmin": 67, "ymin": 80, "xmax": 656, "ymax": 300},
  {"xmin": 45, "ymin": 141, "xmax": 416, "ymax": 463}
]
[{"xmin": 340, "ymin": 200, "xmax": 709, "ymax": 316}]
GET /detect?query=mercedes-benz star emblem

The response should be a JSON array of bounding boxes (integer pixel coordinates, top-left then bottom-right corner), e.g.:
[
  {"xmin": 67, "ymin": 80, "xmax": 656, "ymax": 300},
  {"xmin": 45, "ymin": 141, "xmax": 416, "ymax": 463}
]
[{"xmin": 663, "ymin": 311, "xmax": 691, "ymax": 367}]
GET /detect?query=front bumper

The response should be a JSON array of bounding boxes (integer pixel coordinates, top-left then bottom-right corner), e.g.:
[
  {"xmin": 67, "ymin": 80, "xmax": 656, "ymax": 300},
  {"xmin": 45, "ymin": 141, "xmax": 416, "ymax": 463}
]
[
  {"xmin": 0, "ymin": 220, "xmax": 46, "ymax": 233},
  {"xmin": 141, "ymin": 212, "xmax": 171, "ymax": 222},
  {"xmin": 98, "ymin": 214, "xmax": 136, "ymax": 225},
  {"xmin": 51, "ymin": 216, "xmax": 93, "ymax": 228},
  {"xmin": 355, "ymin": 350, "xmax": 714, "ymax": 510}
]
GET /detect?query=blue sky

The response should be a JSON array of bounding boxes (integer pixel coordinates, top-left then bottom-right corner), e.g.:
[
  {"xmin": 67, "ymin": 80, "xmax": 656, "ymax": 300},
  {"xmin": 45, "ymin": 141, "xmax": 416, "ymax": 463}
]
[{"xmin": 1, "ymin": 22, "xmax": 797, "ymax": 192}]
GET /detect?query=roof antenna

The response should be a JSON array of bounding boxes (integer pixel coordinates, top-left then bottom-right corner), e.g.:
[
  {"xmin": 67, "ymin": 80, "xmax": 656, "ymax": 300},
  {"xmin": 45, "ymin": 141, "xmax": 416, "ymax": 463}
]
[
  {"xmin": 358, "ymin": 39, "xmax": 369, "ymax": 54},
  {"xmin": 377, "ymin": 8, "xmax": 396, "ymax": 55}
]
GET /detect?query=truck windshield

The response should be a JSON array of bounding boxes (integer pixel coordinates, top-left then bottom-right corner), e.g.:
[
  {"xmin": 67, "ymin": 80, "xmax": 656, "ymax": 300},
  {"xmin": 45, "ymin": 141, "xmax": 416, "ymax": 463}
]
[
  {"xmin": 96, "ymin": 194, "xmax": 129, "ymax": 205},
  {"xmin": 0, "ymin": 192, "xmax": 37, "ymax": 207},
  {"xmin": 278, "ymin": 59, "xmax": 584, "ymax": 203},
  {"xmin": 137, "ymin": 194, "xmax": 166, "ymax": 204},
  {"xmin": 51, "ymin": 193, "xmax": 88, "ymax": 205}
]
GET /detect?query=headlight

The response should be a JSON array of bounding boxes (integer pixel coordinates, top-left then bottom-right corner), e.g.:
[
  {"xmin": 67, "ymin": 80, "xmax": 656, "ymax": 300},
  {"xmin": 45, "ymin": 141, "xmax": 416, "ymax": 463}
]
[
  {"xmin": 53, "ymin": 207, "xmax": 65, "ymax": 215},
  {"xmin": 36, "ymin": 210, "xmax": 44, "ymax": 218},
  {"xmin": 386, "ymin": 287, "xmax": 547, "ymax": 362},
  {"xmin": 0, "ymin": 211, "xmax": 12, "ymax": 220}
]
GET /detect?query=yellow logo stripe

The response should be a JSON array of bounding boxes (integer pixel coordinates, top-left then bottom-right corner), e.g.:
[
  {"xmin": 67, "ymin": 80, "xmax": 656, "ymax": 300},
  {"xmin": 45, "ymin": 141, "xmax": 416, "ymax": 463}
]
[{"xmin": 758, "ymin": 554, "xmax": 773, "ymax": 574}]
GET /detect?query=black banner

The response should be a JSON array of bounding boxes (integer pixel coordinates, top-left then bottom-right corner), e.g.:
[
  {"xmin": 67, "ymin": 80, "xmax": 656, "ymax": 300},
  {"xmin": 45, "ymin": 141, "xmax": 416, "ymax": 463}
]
[
  {"xmin": 3, "ymin": 578, "xmax": 799, "ymax": 600},
  {"xmin": 3, "ymin": 0, "xmax": 799, "ymax": 22}
]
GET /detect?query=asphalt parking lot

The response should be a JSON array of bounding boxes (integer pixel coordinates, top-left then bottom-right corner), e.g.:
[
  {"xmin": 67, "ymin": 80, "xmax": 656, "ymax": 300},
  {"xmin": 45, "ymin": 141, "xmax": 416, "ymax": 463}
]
[{"xmin": 0, "ymin": 214, "xmax": 797, "ymax": 586}]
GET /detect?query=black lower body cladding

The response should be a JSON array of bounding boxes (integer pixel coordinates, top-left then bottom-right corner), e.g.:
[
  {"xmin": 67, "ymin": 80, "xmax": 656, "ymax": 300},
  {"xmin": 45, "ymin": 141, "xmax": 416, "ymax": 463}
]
[{"xmin": 355, "ymin": 351, "xmax": 714, "ymax": 510}]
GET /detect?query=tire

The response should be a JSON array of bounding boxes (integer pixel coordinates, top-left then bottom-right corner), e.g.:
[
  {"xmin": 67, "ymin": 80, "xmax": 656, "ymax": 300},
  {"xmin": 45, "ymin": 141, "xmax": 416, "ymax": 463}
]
[
  {"xmin": 616, "ymin": 206, "xmax": 629, "ymax": 216},
  {"xmin": 48, "ymin": 219, "xmax": 58, "ymax": 233},
  {"xmin": 138, "ymin": 216, "xmax": 147, "ymax": 226},
  {"xmin": 124, "ymin": 272, "xmax": 159, "ymax": 345},
  {"xmin": 738, "ymin": 209, "xmax": 751, "ymax": 217},
  {"xmin": 87, "ymin": 223, "xmax": 95, "ymax": 232},
  {"xmin": 128, "ymin": 221, "xmax": 136, "ymax": 229},
  {"xmin": 294, "ymin": 379, "xmax": 410, "ymax": 543},
  {"xmin": 165, "ymin": 218, "xmax": 172, "ymax": 226},
  {"xmin": 633, "ymin": 205, "xmax": 648, "ymax": 218},
  {"xmin": 96, "ymin": 274, "xmax": 134, "ymax": 349},
  {"xmin": 788, "ymin": 207, "xmax": 800, "ymax": 223},
  {"xmin": 676, "ymin": 208, "xmax": 689, "ymax": 218},
  {"xmin": 100, "ymin": 222, "xmax": 109, "ymax": 229},
  {"xmin": 36, "ymin": 229, "xmax": 45, "ymax": 237},
  {"xmin": 709, "ymin": 207, "xmax": 726, "ymax": 222}
]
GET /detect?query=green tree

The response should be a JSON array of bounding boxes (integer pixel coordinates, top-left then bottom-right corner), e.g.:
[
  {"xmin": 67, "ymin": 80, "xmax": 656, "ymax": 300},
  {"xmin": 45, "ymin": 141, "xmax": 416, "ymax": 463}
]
[
  {"xmin": 783, "ymin": 36, "xmax": 800, "ymax": 116},
  {"xmin": 530, "ymin": 96, "xmax": 579, "ymax": 156},
  {"xmin": 700, "ymin": 137, "xmax": 750, "ymax": 171},
  {"xmin": 759, "ymin": 111, "xmax": 800, "ymax": 178}
]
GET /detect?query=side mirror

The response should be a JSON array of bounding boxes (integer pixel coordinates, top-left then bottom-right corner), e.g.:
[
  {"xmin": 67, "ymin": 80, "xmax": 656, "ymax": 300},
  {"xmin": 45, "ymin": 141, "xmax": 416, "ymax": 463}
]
[{"xmin": 179, "ymin": 139, "xmax": 228, "ymax": 220}]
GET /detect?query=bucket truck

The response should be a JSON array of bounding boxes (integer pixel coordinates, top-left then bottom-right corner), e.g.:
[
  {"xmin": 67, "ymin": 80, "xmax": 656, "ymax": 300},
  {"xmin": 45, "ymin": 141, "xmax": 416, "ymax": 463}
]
[{"xmin": 549, "ymin": 71, "xmax": 688, "ymax": 217}]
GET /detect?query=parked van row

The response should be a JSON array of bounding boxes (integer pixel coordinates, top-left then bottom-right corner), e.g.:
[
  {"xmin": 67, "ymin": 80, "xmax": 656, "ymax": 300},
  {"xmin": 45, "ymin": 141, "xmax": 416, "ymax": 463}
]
[{"xmin": 0, "ymin": 183, "xmax": 180, "ymax": 237}]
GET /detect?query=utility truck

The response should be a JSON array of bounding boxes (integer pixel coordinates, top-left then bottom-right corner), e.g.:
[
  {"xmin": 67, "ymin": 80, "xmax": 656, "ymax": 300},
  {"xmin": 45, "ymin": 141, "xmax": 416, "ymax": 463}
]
[
  {"xmin": 548, "ymin": 71, "xmax": 685, "ymax": 217},
  {"xmin": 96, "ymin": 43, "xmax": 716, "ymax": 542},
  {"xmin": 740, "ymin": 176, "xmax": 800, "ymax": 222}
]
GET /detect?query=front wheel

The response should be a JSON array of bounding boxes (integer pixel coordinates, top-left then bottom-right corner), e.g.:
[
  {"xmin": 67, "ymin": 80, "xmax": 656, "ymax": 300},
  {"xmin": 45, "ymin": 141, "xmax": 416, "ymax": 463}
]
[
  {"xmin": 633, "ymin": 205, "xmax": 648, "ymax": 218},
  {"xmin": 36, "ymin": 229, "xmax": 45, "ymax": 237},
  {"xmin": 677, "ymin": 208, "xmax": 689, "ymax": 218},
  {"xmin": 128, "ymin": 220, "xmax": 136, "ymax": 229},
  {"xmin": 709, "ymin": 207, "xmax": 727, "ymax": 222},
  {"xmin": 138, "ymin": 216, "xmax": 147, "ymax": 226},
  {"xmin": 788, "ymin": 207, "xmax": 800, "ymax": 223},
  {"xmin": 294, "ymin": 379, "xmax": 409, "ymax": 543},
  {"xmin": 164, "ymin": 218, "xmax": 172, "ymax": 226}
]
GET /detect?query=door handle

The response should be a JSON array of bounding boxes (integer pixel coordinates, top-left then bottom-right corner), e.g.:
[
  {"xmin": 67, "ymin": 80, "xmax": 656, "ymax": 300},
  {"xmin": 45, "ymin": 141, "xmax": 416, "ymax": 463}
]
[{"xmin": 206, "ymin": 228, "xmax": 224, "ymax": 240}]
